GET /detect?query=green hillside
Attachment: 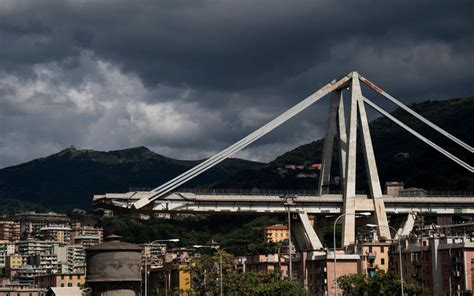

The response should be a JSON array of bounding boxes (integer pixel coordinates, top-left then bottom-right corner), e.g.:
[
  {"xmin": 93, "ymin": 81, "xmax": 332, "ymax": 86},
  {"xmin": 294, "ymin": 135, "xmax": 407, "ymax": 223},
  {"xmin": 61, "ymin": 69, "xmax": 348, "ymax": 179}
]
[
  {"xmin": 0, "ymin": 97, "xmax": 472, "ymax": 211},
  {"xmin": 0, "ymin": 146, "xmax": 264, "ymax": 210},
  {"xmin": 217, "ymin": 97, "xmax": 474, "ymax": 191}
]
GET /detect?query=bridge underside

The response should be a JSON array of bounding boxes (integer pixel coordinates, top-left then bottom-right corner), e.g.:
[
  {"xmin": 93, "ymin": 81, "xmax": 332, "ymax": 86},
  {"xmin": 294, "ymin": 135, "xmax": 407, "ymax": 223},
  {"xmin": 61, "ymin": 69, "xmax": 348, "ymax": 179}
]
[
  {"xmin": 94, "ymin": 191, "xmax": 474, "ymax": 251},
  {"xmin": 94, "ymin": 192, "xmax": 474, "ymax": 215}
]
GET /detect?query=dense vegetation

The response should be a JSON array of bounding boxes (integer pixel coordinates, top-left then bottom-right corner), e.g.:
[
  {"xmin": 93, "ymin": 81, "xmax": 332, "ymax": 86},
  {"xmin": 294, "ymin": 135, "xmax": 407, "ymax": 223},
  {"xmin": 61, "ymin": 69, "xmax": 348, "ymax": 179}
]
[
  {"xmin": 183, "ymin": 251, "xmax": 307, "ymax": 295},
  {"xmin": 0, "ymin": 198, "xmax": 51, "ymax": 217},
  {"xmin": 338, "ymin": 271, "xmax": 429, "ymax": 295},
  {"xmin": 68, "ymin": 211, "xmax": 284, "ymax": 256}
]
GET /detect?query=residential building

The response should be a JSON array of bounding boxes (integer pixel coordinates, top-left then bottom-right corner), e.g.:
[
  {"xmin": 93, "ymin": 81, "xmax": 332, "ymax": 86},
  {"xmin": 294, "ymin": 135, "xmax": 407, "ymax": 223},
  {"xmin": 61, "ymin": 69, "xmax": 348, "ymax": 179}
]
[
  {"xmin": 28, "ymin": 254, "xmax": 60, "ymax": 273},
  {"xmin": 72, "ymin": 235, "xmax": 101, "ymax": 248},
  {"xmin": 11, "ymin": 265, "xmax": 47, "ymax": 285},
  {"xmin": 264, "ymin": 225, "xmax": 289, "ymax": 243},
  {"xmin": 308, "ymin": 251, "xmax": 360, "ymax": 296},
  {"xmin": 14, "ymin": 212, "xmax": 69, "ymax": 240},
  {"xmin": 35, "ymin": 273, "xmax": 85, "ymax": 289},
  {"xmin": 356, "ymin": 241, "xmax": 391, "ymax": 276},
  {"xmin": 70, "ymin": 223, "xmax": 103, "ymax": 245},
  {"xmin": 39, "ymin": 226, "xmax": 72, "ymax": 243},
  {"xmin": 0, "ymin": 243, "xmax": 15, "ymax": 268},
  {"xmin": 67, "ymin": 245, "xmax": 85, "ymax": 274},
  {"xmin": 17, "ymin": 240, "xmax": 61, "ymax": 258},
  {"xmin": 149, "ymin": 263, "xmax": 191, "ymax": 295},
  {"xmin": 0, "ymin": 287, "xmax": 47, "ymax": 296},
  {"xmin": 0, "ymin": 221, "xmax": 21, "ymax": 242},
  {"xmin": 390, "ymin": 235, "xmax": 474, "ymax": 296},
  {"xmin": 244, "ymin": 253, "xmax": 289, "ymax": 277}
]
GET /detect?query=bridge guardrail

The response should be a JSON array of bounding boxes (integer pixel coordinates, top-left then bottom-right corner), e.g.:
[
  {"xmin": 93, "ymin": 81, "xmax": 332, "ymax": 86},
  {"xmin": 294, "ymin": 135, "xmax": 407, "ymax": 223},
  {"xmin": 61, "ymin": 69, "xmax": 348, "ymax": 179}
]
[{"xmin": 129, "ymin": 187, "xmax": 474, "ymax": 197}]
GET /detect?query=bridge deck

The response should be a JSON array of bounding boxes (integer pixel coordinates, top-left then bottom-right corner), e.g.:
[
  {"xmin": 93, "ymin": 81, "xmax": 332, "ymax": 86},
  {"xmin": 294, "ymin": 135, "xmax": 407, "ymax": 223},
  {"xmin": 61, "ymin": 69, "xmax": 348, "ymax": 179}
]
[{"xmin": 93, "ymin": 191, "xmax": 474, "ymax": 214}]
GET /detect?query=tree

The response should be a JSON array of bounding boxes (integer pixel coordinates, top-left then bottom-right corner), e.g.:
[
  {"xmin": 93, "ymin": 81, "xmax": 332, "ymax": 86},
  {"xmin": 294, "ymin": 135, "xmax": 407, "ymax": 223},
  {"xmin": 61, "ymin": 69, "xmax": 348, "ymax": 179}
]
[
  {"xmin": 184, "ymin": 251, "xmax": 306, "ymax": 295},
  {"xmin": 338, "ymin": 270, "xmax": 429, "ymax": 296}
]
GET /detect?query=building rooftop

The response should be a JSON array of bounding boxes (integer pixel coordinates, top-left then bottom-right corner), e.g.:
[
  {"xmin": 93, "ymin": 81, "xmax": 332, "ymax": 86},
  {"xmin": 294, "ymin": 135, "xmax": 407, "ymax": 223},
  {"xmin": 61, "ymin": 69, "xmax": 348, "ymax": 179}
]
[{"xmin": 265, "ymin": 225, "xmax": 288, "ymax": 230}]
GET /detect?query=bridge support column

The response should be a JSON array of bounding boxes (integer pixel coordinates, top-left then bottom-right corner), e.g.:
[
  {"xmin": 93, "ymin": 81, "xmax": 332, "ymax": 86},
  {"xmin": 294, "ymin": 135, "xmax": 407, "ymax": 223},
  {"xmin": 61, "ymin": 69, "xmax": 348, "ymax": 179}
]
[
  {"xmin": 356, "ymin": 83, "xmax": 390, "ymax": 239},
  {"xmin": 318, "ymin": 91, "xmax": 341, "ymax": 195},
  {"xmin": 342, "ymin": 72, "xmax": 390, "ymax": 246},
  {"xmin": 395, "ymin": 212, "xmax": 417, "ymax": 239},
  {"xmin": 292, "ymin": 212, "xmax": 323, "ymax": 251},
  {"xmin": 337, "ymin": 93, "xmax": 348, "ymax": 186},
  {"xmin": 341, "ymin": 73, "xmax": 359, "ymax": 247}
]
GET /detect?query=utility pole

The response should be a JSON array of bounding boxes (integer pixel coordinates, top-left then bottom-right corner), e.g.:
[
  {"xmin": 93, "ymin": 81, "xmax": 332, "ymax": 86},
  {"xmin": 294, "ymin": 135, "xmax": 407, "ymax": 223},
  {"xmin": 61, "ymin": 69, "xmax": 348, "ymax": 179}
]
[{"xmin": 282, "ymin": 195, "xmax": 296, "ymax": 280}]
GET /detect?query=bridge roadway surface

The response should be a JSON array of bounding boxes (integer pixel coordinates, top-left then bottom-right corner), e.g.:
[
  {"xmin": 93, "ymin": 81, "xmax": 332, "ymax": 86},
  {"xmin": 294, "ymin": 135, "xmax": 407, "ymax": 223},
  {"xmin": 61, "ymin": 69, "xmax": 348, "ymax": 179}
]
[{"xmin": 93, "ymin": 190, "xmax": 474, "ymax": 215}]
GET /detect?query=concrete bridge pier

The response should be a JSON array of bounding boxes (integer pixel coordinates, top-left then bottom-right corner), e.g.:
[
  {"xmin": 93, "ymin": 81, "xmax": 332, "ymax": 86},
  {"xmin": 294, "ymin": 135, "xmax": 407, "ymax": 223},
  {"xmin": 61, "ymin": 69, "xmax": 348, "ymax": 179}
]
[
  {"xmin": 395, "ymin": 211, "xmax": 417, "ymax": 239},
  {"xmin": 291, "ymin": 212, "xmax": 324, "ymax": 251}
]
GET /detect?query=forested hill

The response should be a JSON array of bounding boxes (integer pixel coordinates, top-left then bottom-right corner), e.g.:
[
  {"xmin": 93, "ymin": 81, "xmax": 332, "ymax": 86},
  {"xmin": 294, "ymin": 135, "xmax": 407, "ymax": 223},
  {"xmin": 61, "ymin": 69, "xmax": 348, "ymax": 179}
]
[
  {"xmin": 0, "ymin": 146, "xmax": 264, "ymax": 210},
  {"xmin": 0, "ymin": 97, "xmax": 472, "ymax": 211},
  {"xmin": 216, "ymin": 97, "xmax": 474, "ymax": 191}
]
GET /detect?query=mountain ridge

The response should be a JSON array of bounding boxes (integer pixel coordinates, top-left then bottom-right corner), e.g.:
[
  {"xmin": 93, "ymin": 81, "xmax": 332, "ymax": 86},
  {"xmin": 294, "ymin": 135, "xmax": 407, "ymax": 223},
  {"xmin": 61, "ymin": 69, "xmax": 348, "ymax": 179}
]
[
  {"xmin": 0, "ymin": 146, "xmax": 264, "ymax": 210},
  {"xmin": 0, "ymin": 96, "xmax": 472, "ymax": 210}
]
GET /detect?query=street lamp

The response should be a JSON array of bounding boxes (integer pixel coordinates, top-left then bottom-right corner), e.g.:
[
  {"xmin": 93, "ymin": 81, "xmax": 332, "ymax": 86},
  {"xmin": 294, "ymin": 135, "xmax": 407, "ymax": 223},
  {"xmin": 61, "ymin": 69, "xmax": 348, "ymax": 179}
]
[
  {"xmin": 333, "ymin": 212, "xmax": 371, "ymax": 296},
  {"xmin": 366, "ymin": 223, "xmax": 404, "ymax": 296},
  {"xmin": 144, "ymin": 239, "xmax": 180, "ymax": 296},
  {"xmin": 193, "ymin": 244, "xmax": 223, "ymax": 296}
]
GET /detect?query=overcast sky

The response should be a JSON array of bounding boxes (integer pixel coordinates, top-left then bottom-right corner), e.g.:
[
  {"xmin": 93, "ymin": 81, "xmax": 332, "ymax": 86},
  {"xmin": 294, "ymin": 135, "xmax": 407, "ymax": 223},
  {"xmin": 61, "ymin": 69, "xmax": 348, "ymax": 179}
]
[{"xmin": 0, "ymin": 0, "xmax": 473, "ymax": 168}]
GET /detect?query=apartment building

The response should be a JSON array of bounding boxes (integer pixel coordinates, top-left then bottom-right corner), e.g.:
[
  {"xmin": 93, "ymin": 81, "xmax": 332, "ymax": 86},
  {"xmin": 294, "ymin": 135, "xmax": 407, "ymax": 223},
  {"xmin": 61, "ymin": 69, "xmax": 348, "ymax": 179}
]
[
  {"xmin": 264, "ymin": 225, "xmax": 289, "ymax": 243},
  {"xmin": 14, "ymin": 212, "xmax": 69, "ymax": 240},
  {"xmin": 0, "ymin": 221, "xmax": 21, "ymax": 242},
  {"xmin": 17, "ymin": 240, "xmax": 63, "ymax": 256},
  {"xmin": 356, "ymin": 241, "xmax": 391, "ymax": 276},
  {"xmin": 11, "ymin": 265, "xmax": 47, "ymax": 286},
  {"xmin": 0, "ymin": 287, "xmax": 47, "ymax": 296},
  {"xmin": 72, "ymin": 235, "xmax": 101, "ymax": 248},
  {"xmin": 0, "ymin": 243, "xmax": 15, "ymax": 268},
  {"xmin": 66, "ymin": 245, "xmax": 85, "ymax": 274},
  {"xmin": 6, "ymin": 254, "xmax": 22, "ymax": 269},
  {"xmin": 308, "ymin": 251, "xmax": 360, "ymax": 296},
  {"xmin": 70, "ymin": 222, "xmax": 103, "ymax": 244},
  {"xmin": 28, "ymin": 254, "xmax": 60, "ymax": 273},
  {"xmin": 35, "ymin": 273, "xmax": 85, "ymax": 289},
  {"xmin": 39, "ymin": 226, "xmax": 72, "ymax": 243},
  {"xmin": 244, "ymin": 253, "xmax": 289, "ymax": 277},
  {"xmin": 390, "ymin": 236, "xmax": 474, "ymax": 296}
]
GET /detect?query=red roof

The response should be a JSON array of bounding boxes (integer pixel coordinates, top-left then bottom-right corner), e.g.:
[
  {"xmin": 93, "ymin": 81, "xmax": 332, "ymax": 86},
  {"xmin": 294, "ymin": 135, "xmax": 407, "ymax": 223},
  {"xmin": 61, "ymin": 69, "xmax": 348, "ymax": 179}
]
[{"xmin": 265, "ymin": 225, "xmax": 288, "ymax": 230}]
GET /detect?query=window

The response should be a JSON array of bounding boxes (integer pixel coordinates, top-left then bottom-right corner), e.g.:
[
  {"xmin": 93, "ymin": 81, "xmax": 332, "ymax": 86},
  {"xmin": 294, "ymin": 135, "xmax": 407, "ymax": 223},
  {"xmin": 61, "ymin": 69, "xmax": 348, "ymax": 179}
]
[
  {"xmin": 381, "ymin": 247, "xmax": 385, "ymax": 253},
  {"xmin": 61, "ymin": 283, "xmax": 64, "ymax": 287},
  {"xmin": 68, "ymin": 283, "xmax": 72, "ymax": 287},
  {"xmin": 369, "ymin": 246, "xmax": 372, "ymax": 252},
  {"xmin": 381, "ymin": 258, "xmax": 385, "ymax": 265},
  {"xmin": 61, "ymin": 275, "xmax": 64, "ymax": 279}
]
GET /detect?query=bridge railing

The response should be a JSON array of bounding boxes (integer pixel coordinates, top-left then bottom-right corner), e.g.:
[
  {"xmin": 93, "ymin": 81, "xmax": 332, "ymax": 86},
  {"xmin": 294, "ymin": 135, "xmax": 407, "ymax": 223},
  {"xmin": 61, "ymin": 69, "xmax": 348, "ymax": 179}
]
[
  {"xmin": 396, "ymin": 191, "xmax": 474, "ymax": 197},
  {"xmin": 129, "ymin": 187, "xmax": 474, "ymax": 197},
  {"xmin": 174, "ymin": 188, "xmax": 354, "ymax": 196}
]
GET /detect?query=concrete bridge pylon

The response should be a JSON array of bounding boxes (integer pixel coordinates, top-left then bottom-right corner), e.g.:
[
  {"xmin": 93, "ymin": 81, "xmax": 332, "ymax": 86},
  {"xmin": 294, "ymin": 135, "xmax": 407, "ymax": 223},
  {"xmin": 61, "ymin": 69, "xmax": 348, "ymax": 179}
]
[
  {"xmin": 93, "ymin": 70, "xmax": 473, "ymax": 252},
  {"xmin": 318, "ymin": 72, "xmax": 390, "ymax": 246}
]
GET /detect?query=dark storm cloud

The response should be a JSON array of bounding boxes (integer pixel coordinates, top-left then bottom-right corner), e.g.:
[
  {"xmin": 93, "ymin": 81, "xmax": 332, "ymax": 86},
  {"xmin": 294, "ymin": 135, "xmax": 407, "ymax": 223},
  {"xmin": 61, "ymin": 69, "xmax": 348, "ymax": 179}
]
[{"xmin": 0, "ymin": 0, "xmax": 472, "ymax": 167}]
